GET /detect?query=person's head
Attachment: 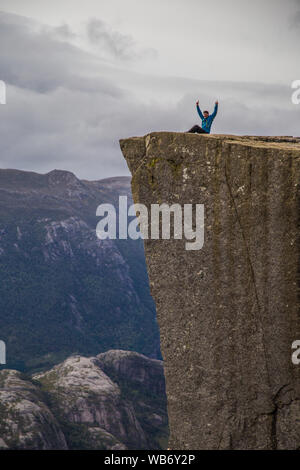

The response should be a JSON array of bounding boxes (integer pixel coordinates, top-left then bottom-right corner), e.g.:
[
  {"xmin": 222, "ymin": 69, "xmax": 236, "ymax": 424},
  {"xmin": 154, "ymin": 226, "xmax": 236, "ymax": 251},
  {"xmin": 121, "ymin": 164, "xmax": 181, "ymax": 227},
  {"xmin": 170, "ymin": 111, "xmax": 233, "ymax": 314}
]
[{"xmin": 203, "ymin": 110, "xmax": 209, "ymax": 118}]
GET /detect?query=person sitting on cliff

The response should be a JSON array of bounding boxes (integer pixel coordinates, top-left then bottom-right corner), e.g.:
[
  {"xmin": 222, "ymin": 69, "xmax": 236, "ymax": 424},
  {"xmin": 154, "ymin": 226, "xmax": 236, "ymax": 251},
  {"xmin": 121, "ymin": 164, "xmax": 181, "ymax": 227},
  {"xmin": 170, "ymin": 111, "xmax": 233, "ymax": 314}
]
[{"xmin": 187, "ymin": 100, "xmax": 218, "ymax": 134}]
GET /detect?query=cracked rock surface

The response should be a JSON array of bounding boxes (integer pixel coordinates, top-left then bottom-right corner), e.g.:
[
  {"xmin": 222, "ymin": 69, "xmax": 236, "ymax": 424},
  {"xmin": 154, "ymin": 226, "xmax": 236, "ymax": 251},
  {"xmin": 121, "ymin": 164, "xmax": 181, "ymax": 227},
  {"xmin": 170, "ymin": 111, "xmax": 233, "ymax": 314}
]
[{"xmin": 120, "ymin": 132, "xmax": 300, "ymax": 450}]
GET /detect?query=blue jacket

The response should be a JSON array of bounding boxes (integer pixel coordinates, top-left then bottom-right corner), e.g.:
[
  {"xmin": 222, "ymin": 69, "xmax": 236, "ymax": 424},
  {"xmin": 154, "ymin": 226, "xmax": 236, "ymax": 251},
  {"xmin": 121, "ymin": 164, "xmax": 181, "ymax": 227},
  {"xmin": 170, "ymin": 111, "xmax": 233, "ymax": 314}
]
[{"xmin": 196, "ymin": 103, "xmax": 218, "ymax": 133}]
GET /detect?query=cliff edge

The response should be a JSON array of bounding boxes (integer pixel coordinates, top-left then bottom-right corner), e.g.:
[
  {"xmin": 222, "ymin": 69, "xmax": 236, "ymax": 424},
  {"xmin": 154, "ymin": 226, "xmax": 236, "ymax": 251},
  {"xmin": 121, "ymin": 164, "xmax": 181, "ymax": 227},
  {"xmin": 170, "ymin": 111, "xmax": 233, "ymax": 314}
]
[{"xmin": 120, "ymin": 132, "xmax": 300, "ymax": 450}]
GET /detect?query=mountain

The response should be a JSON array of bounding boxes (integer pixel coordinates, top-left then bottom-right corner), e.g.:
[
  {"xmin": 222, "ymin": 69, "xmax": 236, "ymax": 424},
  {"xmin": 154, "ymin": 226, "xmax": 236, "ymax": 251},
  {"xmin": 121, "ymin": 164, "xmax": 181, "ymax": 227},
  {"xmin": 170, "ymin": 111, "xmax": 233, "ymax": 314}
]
[
  {"xmin": 0, "ymin": 350, "xmax": 168, "ymax": 449},
  {"xmin": 0, "ymin": 169, "xmax": 160, "ymax": 372}
]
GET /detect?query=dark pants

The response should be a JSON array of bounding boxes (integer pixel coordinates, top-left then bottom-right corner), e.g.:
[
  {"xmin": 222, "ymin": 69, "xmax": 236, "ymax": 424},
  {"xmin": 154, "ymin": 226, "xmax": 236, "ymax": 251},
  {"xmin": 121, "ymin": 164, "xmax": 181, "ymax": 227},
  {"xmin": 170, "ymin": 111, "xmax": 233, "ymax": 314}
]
[{"xmin": 187, "ymin": 125, "xmax": 208, "ymax": 134}]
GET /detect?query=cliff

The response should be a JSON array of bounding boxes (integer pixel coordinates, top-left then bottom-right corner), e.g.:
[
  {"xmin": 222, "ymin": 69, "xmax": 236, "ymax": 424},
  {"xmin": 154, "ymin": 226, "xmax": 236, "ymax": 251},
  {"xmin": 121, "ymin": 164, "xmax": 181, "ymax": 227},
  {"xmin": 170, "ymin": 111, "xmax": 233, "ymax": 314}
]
[{"xmin": 120, "ymin": 132, "xmax": 300, "ymax": 450}]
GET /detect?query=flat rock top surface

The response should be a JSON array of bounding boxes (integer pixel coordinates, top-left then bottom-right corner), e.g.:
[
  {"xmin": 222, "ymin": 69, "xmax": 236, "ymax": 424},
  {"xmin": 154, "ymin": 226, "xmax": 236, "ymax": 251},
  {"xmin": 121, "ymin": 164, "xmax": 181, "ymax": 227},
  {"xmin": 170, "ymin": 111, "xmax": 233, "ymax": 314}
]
[{"xmin": 121, "ymin": 132, "xmax": 300, "ymax": 150}]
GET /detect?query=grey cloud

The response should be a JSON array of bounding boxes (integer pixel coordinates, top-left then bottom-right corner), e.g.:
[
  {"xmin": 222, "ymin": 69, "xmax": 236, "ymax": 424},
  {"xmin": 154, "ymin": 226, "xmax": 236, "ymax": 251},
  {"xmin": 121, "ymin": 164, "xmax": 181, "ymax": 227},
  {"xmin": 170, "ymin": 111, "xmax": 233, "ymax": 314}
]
[
  {"xmin": 290, "ymin": 10, "xmax": 300, "ymax": 28},
  {"xmin": 87, "ymin": 18, "xmax": 135, "ymax": 59},
  {"xmin": 0, "ymin": 12, "xmax": 122, "ymax": 97},
  {"xmin": 289, "ymin": 0, "xmax": 300, "ymax": 28},
  {"xmin": 0, "ymin": 11, "xmax": 299, "ymax": 181},
  {"xmin": 86, "ymin": 18, "xmax": 157, "ymax": 62},
  {"xmin": 2, "ymin": 77, "xmax": 299, "ymax": 181},
  {"xmin": 52, "ymin": 23, "xmax": 77, "ymax": 39}
]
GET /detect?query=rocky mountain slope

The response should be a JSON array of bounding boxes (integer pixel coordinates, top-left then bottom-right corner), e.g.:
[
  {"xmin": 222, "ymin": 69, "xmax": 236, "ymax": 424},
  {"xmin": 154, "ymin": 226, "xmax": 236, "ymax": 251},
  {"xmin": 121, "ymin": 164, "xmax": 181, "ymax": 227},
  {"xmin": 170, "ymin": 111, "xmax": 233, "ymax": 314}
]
[
  {"xmin": 0, "ymin": 350, "xmax": 168, "ymax": 449},
  {"xmin": 0, "ymin": 369, "xmax": 67, "ymax": 449},
  {"xmin": 120, "ymin": 132, "xmax": 300, "ymax": 450},
  {"xmin": 0, "ymin": 169, "xmax": 160, "ymax": 371}
]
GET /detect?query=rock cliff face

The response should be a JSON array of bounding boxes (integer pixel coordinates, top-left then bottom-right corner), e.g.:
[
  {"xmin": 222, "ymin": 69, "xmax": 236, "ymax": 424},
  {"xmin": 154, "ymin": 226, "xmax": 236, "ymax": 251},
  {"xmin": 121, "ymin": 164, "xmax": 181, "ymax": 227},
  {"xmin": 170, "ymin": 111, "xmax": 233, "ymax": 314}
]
[{"xmin": 120, "ymin": 132, "xmax": 300, "ymax": 450}]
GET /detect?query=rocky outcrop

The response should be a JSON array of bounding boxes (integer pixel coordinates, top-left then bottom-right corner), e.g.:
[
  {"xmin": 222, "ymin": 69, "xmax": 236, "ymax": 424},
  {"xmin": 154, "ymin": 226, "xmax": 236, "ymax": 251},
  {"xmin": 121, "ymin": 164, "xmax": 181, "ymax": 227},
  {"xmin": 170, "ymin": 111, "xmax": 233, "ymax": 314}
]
[
  {"xmin": 0, "ymin": 350, "xmax": 168, "ymax": 449},
  {"xmin": 35, "ymin": 355, "xmax": 147, "ymax": 449},
  {"xmin": 96, "ymin": 349, "xmax": 166, "ymax": 396},
  {"xmin": 120, "ymin": 132, "xmax": 300, "ymax": 450},
  {"xmin": 0, "ymin": 370, "xmax": 67, "ymax": 449}
]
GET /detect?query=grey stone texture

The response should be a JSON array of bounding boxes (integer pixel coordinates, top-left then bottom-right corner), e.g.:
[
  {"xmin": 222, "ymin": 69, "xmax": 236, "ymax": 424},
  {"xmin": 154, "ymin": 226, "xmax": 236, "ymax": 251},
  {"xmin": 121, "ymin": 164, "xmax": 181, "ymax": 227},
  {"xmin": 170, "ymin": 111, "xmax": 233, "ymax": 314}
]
[{"xmin": 120, "ymin": 132, "xmax": 300, "ymax": 449}]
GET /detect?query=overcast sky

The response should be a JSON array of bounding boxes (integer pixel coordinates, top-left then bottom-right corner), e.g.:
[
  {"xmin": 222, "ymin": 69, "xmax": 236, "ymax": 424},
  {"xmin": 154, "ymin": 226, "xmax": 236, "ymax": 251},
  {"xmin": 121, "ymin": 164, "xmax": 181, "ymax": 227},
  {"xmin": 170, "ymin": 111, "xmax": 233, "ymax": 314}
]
[{"xmin": 0, "ymin": 0, "xmax": 299, "ymax": 179}]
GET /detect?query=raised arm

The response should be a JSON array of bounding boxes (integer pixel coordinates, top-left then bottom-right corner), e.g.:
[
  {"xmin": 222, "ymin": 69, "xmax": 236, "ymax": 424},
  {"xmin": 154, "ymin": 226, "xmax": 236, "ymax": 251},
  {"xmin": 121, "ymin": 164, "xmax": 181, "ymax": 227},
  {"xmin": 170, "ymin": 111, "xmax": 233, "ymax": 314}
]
[
  {"xmin": 196, "ymin": 100, "xmax": 204, "ymax": 120},
  {"xmin": 210, "ymin": 101, "xmax": 219, "ymax": 119}
]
